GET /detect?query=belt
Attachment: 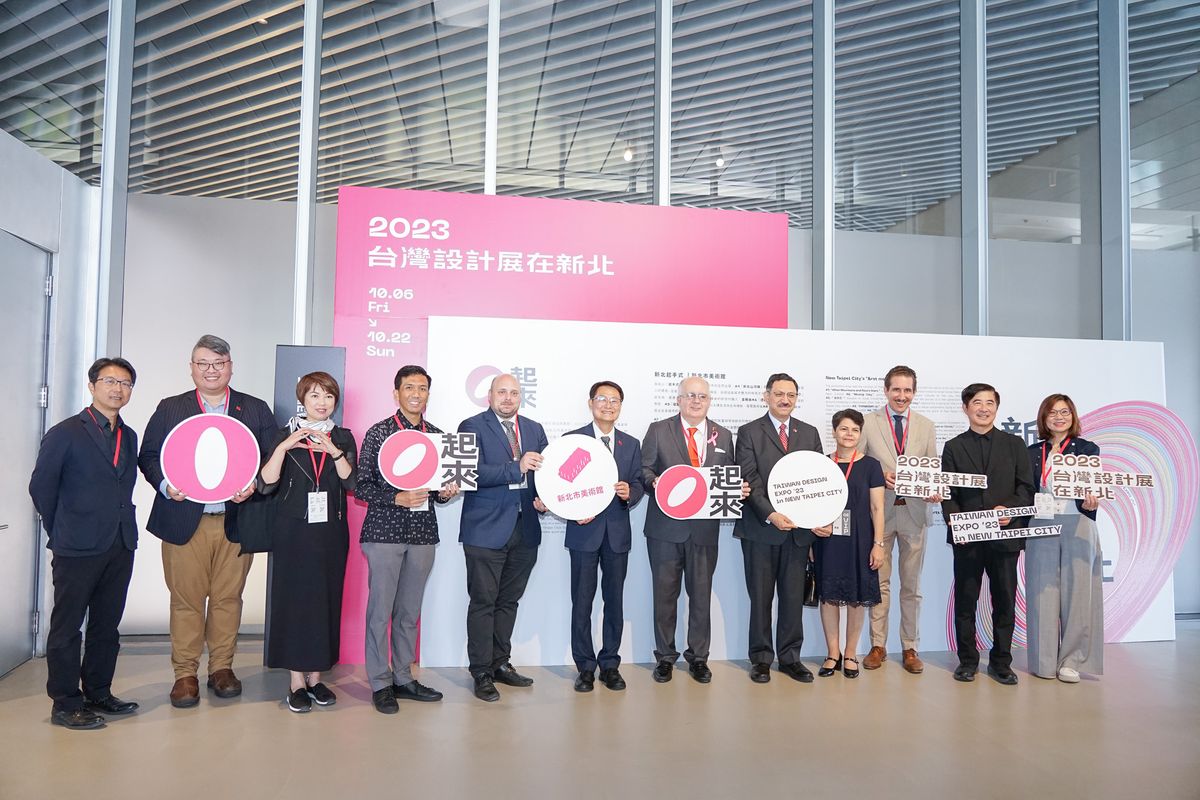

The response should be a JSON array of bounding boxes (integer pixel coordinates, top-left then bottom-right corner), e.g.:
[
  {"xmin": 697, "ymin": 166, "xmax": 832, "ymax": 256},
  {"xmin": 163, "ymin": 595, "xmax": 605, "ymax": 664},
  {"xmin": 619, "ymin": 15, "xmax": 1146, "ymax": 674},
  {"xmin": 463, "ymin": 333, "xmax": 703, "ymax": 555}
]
[
  {"xmin": 203, "ymin": 511, "xmax": 226, "ymax": 516},
  {"xmin": 893, "ymin": 497, "xmax": 907, "ymax": 506}
]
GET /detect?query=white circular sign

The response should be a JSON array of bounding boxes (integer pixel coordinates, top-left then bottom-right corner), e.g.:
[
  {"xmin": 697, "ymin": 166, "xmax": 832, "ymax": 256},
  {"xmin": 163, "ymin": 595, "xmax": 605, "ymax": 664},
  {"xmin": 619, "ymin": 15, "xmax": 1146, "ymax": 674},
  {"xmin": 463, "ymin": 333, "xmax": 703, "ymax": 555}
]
[
  {"xmin": 537, "ymin": 434, "xmax": 619, "ymax": 521},
  {"xmin": 767, "ymin": 450, "xmax": 849, "ymax": 528}
]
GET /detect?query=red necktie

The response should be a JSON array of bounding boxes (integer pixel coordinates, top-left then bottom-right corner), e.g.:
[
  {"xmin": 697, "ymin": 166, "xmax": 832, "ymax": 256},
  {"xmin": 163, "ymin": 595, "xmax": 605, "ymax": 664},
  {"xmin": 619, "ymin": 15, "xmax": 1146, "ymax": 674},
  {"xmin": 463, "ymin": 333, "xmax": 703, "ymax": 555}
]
[
  {"xmin": 779, "ymin": 422, "xmax": 788, "ymax": 452},
  {"xmin": 686, "ymin": 427, "xmax": 700, "ymax": 467}
]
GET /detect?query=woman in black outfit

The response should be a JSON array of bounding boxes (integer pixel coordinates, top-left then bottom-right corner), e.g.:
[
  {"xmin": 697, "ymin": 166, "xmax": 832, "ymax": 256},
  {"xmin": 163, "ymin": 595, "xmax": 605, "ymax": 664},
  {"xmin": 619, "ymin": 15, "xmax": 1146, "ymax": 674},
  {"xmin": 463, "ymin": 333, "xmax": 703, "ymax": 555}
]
[{"xmin": 260, "ymin": 372, "xmax": 357, "ymax": 712}]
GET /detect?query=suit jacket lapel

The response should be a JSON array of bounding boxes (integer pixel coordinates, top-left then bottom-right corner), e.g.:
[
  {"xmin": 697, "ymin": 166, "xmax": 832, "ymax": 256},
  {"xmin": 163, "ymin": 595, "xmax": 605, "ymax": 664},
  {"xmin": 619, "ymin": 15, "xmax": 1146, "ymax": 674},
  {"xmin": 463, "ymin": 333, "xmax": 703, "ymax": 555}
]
[
  {"xmin": 668, "ymin": 414, "xmax": 692, "ymax": 466},
  {"xmin": 81, "ymin": 412, "xmax": 114, "ymax": 467},
  {"xmin": 485, "ymin": 412, "xmax": 516, "ymax": 457}
]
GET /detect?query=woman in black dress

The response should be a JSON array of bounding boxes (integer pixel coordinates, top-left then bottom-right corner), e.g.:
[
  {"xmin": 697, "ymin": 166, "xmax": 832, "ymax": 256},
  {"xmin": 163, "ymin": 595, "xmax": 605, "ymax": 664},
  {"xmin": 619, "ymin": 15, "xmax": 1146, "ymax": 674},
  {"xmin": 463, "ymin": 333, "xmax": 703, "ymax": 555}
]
[
  {"xmin": 260, "ymin": 372, "xmax": 357, "ymax": 712},
  {"xmin": 812, "ymin": 409, "xmax": 885, "ymax": 678}
]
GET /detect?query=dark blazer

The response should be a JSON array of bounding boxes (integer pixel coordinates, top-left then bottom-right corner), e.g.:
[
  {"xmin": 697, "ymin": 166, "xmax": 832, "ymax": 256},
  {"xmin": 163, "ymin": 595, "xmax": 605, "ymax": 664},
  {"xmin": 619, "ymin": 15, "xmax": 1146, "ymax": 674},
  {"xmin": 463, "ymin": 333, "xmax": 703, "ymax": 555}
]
[
  {"xmin": 734, "ymin": 413, "xmax": 823, "ymax": 546},
  {"xmin": 640, "ymin": 414, "xmax": 736, "ymax": 546},
  {"xmin": 941, "ymin": 428, "xmax": 1036, "ymax": 551},
  {"xmin": 458, "ymin": 410, "xmax": 549, "ymax": 549},
  {"xmin": 259, "ymin": 426, "xmax": 358, "ymax": 521},
  {"xmin": 1029, "ymin": 436, "xmax": 1100, "ymax": 521},
  {"xmin": 563, "ymin": 424, "xmax": 644, "ymax": 553},
  {"xmin": 29, "ymin": 408, "xmax": 139, "ymax": 557},
  {"xmin": 137, "ymin": 387, "xmax": 277, "ymax": 545}
]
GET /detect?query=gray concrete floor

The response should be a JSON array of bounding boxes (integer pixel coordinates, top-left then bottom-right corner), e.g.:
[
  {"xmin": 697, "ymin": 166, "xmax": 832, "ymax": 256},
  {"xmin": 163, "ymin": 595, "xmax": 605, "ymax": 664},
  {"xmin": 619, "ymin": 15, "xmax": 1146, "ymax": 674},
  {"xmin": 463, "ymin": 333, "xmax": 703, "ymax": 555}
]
[{"xmin": 2, "ymin": 624, "xmax": 1198, "ymax": 800}]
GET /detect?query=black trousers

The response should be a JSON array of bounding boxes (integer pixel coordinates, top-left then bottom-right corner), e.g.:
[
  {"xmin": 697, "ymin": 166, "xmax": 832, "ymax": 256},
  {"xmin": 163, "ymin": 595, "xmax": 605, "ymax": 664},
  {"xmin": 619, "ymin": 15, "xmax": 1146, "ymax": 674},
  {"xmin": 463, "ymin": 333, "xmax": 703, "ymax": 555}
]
[
  {"xmin": 952, "ymin": 543, "xmax": 1020, "ymax": 669},
  {"xmin": 646, "ymin": 536, "xmax": 717, "ymax": 665},
  {"xmin": 569, "ymin": 536, "xmax": 629, "ymax": 673},
  {"xmin": 46, "ymin": 536, "xmax": 135, "ymax": 711},
  {"xmin": 742, "ymin": 537, "xmax": 808, "ymax": 666},
  {"xmin": 463, "ymin": 523, "xmax": 538, "ymax": 676}
]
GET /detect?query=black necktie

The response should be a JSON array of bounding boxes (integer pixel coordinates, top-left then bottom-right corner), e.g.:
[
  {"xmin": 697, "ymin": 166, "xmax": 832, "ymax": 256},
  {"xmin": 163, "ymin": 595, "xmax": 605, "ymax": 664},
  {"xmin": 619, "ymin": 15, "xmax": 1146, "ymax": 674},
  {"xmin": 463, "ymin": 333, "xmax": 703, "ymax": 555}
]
[
  {"xmin": 893, "ymin": 414, "xmax": 905, "ymax": 454},
  {"xmin": 601, "ymin": 435, "xmax": 612, "ymax": 453}
]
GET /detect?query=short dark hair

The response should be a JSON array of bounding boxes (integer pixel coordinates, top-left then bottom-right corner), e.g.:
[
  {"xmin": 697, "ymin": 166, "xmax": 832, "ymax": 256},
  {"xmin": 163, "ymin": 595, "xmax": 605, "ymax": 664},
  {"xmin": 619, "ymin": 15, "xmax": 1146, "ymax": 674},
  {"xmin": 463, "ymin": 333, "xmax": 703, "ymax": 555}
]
[
  {"xmin": 394, "ymin": 365, "xmax": 432, "ymax": 390},
  {"xmin": 296, "ymin": 371, "xmax": 341, "ymax": 408},
  {"xmin": 88, "ymin": 357, "xmax": 136, "ymax": 386},
  {"xmin": 193, "ymin": 334, "xmax": 230, "ymax": 357},
  {"xmin": 884, "ymin": 365, "xmax": 917, "ymax": 391},
  {"xmin": 832, "ymin": 408, "xmax": 864, "ymax": 428},
  {"xmin": 962, "ymin": 383, "xmax": 999, "ymax": 406},
  {"xmin": 589, "ymin": 380, "xmax": 624, "ymax": 401},
  {"xmin": 1036, "ymin": 394, "xmax": 1081, "ymax": 440},
  {"xmin": 765, "ymin": 373, "xmax": 798, "ymax": 392}
]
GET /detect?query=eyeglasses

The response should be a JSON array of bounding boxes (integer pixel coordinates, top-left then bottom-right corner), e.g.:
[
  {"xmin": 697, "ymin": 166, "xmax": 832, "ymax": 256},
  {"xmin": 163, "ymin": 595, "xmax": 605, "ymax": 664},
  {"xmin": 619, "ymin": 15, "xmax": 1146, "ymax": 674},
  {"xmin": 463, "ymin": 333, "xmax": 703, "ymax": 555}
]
[
  {"xmin": 680, "ymin": 392, "xmax": 709, "ymax": 401},
  {"xmin": 769, "ymin": 392, "xmax": 797, "ymax": 401},
  {"xmin": 592, "ymin": 396, "xmax": 622, "ymax": 406},
  {"xmin": 95, "ymin": 376, "xmax": 134, "ymax": 390},
  {"xmin": 1047, "ymin": 409, "xmax": 1073, "ymax": 419},
  {"xmin": 192, "ymin": 359, "xmax": 230, "ymax": 372}
]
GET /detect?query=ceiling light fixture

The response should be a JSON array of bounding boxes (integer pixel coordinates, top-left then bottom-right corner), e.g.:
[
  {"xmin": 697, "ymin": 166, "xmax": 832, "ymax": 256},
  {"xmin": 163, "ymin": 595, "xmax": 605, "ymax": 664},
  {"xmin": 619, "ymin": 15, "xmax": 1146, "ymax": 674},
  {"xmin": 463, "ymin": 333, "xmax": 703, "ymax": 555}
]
[{"xmin": 623, "ymin": 146, "xmax": 633, "ymax": 162}]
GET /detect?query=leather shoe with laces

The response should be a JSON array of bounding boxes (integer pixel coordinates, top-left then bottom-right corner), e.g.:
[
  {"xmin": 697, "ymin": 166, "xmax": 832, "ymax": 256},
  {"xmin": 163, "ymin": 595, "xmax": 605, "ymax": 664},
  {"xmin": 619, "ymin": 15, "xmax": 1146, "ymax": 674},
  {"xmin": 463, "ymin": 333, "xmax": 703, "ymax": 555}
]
[
  {"xmin": 574, "ymin": 671, "xmax": 595, "ymax": 693},
  {"xmin": 599, "ymin": 668, "xmax": 626, "ymax": 691},
  {"xmin": 863, "ymin": 646, "xmax": 887, "ymax": 670},
  {"xmin": 749, "ymin": 663, "xmax": 771, "ymax": 683},
  {"xmin": 473, "ymin": 673, "xmax": 500, "ymax": 702},
  {"xmin": 987, "ymin": 664, "xmax": 1018, "ymax": 685},
  {"xmin": 84, "ymin": 695, "xmax": 138, "ymax": 716},
  {"xmin": 781, "ymin": 662, "xmax": 815, "ymax": 683},
  {"xmin": 688, "ymin": 661, "xmax": 712, "ymax": 684},
  {"xmin": 953, "ymin": 664, "xmax": 977, "ymax": 682},
  {"xmin": 652, "ymin": 662, "xmax": 673, "ymax": 683},
  {"xmin": 169, "ymin": 676, "xmax": 200, "ymax": 708},
  {"xmin": 51, "ymin": 707, "xmax": 105, "ymax": 730},
  {"xmin": 394, "ymin": 680, "xmax": 443, "ymax": 702},
  {"xmin": 902, "ymin": 649, "xmax": 924, "ymax": 674},
  {"xmin": 372, "ymin": 686, "xmax": 399, "ymax": 714},
  {"xmin": 493, "ymin": 663, "xmax": 534, "ymax": 687},
  {"xmin": 207, "ymin": 669, "xmax": 242, "ymax": 698}
]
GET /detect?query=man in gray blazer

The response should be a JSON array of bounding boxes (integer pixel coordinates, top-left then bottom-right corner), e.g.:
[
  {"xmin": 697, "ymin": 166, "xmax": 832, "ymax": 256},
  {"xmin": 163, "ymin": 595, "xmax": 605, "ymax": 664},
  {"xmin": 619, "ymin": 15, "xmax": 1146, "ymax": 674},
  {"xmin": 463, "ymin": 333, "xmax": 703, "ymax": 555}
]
[
  {"xmin": 734, "ymin": 373, "xmax": 822, "ymax": 684},
  {"xmin": 640, "ymin": 376, "xmax": 740, "ymax": 684},
  {"xmin": 858, "ymin": 365, "xmax": 940, "ymax": 675}
]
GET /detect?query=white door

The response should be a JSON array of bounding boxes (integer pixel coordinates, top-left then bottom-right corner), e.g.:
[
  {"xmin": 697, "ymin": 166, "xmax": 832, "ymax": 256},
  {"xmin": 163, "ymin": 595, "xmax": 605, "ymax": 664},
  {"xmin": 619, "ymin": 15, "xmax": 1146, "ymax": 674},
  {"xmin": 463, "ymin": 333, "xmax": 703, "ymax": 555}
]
[{"xmin": 0, "ymin": 229, "xmax": 50, "ymax": 676}]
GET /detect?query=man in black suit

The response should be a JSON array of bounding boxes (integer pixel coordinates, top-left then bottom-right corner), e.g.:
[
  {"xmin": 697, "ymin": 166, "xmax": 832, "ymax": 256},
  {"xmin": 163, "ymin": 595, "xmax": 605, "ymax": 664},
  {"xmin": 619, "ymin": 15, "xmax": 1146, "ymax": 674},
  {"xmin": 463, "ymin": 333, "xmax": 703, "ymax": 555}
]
[
  {"xmin": 564, "ymin": 381, "xmax": 644, "ymax": 693},
  {"xmin": 137, "ymin": 335, "xmax": 276, "ymax": 708},
  {"xmin": 641, "ymin": 376, "xmax": 745, "ymax": 684},
  {"xmin": 735, "ymin": 373, "xmax": 822, "ymax": 684},
  {"xmin": 941, "ymin": 382, "xmax": 1035, "ymax": 685},
  {"xmin": 29, "ymin": 358, "xmax": 141, "ymax": 730}
]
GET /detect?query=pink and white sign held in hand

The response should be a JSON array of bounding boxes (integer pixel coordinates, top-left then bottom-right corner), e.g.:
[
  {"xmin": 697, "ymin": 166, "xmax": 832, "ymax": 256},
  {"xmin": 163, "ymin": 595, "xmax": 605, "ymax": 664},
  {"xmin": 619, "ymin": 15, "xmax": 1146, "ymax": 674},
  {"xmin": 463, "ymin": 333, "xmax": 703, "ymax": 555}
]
[{"xmin": 160, "ymin": 415, "xmax": 261, "ymax": 504}]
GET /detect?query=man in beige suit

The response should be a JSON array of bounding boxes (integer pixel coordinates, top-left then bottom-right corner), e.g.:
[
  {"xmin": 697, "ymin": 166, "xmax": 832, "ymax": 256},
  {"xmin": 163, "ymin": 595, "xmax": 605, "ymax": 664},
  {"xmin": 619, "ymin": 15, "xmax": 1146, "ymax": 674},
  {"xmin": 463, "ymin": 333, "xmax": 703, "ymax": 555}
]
[{"xmin": 858, "ymin": 365, "xmax": 940, "ymax": 674}]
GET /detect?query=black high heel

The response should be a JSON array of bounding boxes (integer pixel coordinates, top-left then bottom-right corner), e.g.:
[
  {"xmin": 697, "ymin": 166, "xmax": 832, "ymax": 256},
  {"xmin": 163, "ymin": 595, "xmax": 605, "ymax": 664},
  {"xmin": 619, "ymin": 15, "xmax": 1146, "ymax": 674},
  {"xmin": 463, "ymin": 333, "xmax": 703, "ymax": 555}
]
[
  {"xmin": 843, "ymin": 657, "xmax": 860, "ymax": 679},
  {"xmin": 818, "ymin": 655, "xmax": 843, "ymax": 677}
]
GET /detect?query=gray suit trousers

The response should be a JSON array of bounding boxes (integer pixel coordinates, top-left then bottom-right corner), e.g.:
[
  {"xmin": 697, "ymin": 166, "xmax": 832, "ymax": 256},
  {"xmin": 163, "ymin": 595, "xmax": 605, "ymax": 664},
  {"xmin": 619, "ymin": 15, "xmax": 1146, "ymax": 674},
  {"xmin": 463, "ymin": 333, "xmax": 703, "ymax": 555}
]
[
  {"xmin": 1024, "ymin": 514, "xmax": 1104, "ymax": 677},
  {"xmin": 362, "ymin": 541, "xmax": 437, "ymax": 690}
]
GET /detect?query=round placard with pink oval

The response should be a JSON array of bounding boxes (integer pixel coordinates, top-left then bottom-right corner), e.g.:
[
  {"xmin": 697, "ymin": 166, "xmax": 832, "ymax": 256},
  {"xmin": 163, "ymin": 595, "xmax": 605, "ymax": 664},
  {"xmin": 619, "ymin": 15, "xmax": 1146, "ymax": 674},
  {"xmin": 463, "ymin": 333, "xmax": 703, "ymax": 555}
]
[
  {"xmin": 160, "ymin": 415, "xmax": 262, "ymax": 504},
  {"xmin": 655, "ymin": 464, "xmax": 710, "ymax": 520},
  {"xmin": 378, "ymin": 429, "xmax": 443, "ymax": 490}
]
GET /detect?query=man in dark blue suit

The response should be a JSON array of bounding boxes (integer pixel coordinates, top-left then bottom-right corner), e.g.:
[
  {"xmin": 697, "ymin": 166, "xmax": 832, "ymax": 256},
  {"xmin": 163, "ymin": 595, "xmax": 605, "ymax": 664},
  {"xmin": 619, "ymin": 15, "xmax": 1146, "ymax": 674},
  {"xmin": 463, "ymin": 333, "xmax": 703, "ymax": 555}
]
[
  {"xmin": 564, "ymin": 381, "xmax": 644, "ymax": 693},
  {"xmin": 137, "ymin": 335, "xmax": 276, "ymax": 708},
  {"xmin": 30, "ymin": 358, "xmax": 141, "ymax": 730},
  {"xmin": 458, "ymin": 373, "xmax": 548, "ymax": 702}
]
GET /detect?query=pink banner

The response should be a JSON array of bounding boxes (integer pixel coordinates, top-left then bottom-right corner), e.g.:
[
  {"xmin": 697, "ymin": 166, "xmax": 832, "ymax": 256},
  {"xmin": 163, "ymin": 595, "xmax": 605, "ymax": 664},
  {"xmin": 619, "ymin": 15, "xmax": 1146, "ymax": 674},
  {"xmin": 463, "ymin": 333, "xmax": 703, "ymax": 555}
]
[{"xmin": 333, "ymin": 186, "xmax": 789, "ymax": 663}]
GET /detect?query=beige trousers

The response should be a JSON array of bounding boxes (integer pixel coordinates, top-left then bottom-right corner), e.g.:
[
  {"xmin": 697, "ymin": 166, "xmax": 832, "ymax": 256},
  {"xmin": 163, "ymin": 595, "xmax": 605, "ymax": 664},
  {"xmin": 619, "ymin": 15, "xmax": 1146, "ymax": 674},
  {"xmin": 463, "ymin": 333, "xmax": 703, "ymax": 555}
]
[{"xmin": 868, "ymin": 506, "xmax": 926, "ymax": 651}]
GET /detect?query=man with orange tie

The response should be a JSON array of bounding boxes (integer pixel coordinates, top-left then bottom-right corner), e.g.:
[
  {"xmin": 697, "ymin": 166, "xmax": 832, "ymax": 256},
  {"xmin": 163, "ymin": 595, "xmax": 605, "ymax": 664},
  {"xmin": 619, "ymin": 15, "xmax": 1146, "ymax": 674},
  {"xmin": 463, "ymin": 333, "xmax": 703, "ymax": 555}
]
[{"xmin": 640, "ymin": 376, "xmax": 739, "ymax": 684}]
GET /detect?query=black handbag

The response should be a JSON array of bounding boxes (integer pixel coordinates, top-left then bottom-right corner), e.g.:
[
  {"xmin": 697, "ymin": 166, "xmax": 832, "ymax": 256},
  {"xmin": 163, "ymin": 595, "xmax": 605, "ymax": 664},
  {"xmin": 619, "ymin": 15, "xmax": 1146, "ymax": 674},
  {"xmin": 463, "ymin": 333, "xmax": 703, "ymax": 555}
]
[
  {"xmin": 236, "ymin": 489, "xmax": 277, "ymax": 554},
  {"xmin": 803, "ymin": 559, "xmax": 819, "ymax": 607}
]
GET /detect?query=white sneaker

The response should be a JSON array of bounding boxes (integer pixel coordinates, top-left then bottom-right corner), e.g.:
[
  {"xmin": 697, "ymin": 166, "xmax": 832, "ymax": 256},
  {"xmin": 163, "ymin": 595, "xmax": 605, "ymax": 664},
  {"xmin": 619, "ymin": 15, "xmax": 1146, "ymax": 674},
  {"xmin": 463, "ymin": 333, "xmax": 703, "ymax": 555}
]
[{"xmin": 1057, "ymin": 667, "xmax": 1080, "ymax": 683}]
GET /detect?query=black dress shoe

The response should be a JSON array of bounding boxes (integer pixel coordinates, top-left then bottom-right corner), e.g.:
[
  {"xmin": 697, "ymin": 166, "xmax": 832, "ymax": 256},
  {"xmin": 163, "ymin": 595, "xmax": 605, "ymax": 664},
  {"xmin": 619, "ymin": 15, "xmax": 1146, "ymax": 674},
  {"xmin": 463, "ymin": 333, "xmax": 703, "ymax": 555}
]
[
  {"xmin": 493, "ymin": 663, "xmax": 534, "ymax": 687},
  {"xmin": 781, "ymin": 662, "xmax": 815, "ymax": 683},
  {"xmin": 84, "ymin": 695, "xmax": 139, "ymax": 716},
  {"xmin": 473, "ymin": 673, "xmax": 501, "ymax": 702},
  {"xmin": 652, "ymin": 662, "xmax": 673, "ymax": 683},
  {"xmin": 987, "ymin": 664, "xmax": 1019, "ymax": 685},
  {"xmin": 818, "ymin": 657, "xmax": 842, "ymax": 678},
  {"xmin": 750, "ymin": 663, "xmax": 771, "ymax": 683},
  {"xmin": 51, "ymin": 707, "xmax": 106, "ymax": 730},
  {"xmin": 599, "ymin": 668, "xmax": 626, "ymax": 691},
  {"xmin": 843, "ymin": 657, "xmax": 861, "ymax": 679},
  {"xmin": 953, "ymin": 664, "xmax": 977, "ymax": 682},
  {"xmin": 574, "ymin": 671, "xmax": 595, "ymax": 693},
  {"xmin": 394, "ymin": 680, "xmax": 443, "ymax": 702},
  {"xmin": 688, "ymin": 661, "xmax": 712, "ymax": 684},
  {"xmin": 372, "ymin": 686, "xmax": 399, "ymax": 714}
]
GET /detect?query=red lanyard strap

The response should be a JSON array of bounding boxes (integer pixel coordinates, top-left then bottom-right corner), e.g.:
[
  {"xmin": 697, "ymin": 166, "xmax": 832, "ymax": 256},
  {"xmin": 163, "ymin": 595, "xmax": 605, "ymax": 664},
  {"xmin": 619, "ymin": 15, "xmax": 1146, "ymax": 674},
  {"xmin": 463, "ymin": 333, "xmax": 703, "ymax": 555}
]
[
  {"xmin": 1040, "ymin": 437, "xmax": 1071, "ymax": 485},
  {"xmin": 831, "ymin": 451, "xmax": 857, "ymax": 482},
  {"xmin": 889, "ymin": 409, "xmax": 910, "ymax": 456},
  {"xmin": 86, "ymin": 408, "xmax": 121, "ymax": 468},
  {"xmin": 307, "ymin": 443, "xmax": 327, "ymax": 483},
  {"xmin": 196, "ymin": 387, "xmax": 230, "ymax": 415},
  {"xmin": 394, "ymin": 414, "xmax": 428, "ymax": 432}
]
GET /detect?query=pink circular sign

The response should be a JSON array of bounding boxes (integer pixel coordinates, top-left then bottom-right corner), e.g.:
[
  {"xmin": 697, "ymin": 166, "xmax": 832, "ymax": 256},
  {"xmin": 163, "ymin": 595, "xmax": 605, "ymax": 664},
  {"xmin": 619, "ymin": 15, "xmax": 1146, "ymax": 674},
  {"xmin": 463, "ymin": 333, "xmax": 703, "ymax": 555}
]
[
  {"xmin": 655, "ymin": 464, "xmax": 709, "ymax": 520},
  {"xmin": 378, "ymin": 429, "xmax": 440, "ymax": 490},
  {"xmin": 160, "ymin": 415, "xmax": 261, "ymax": 504}
]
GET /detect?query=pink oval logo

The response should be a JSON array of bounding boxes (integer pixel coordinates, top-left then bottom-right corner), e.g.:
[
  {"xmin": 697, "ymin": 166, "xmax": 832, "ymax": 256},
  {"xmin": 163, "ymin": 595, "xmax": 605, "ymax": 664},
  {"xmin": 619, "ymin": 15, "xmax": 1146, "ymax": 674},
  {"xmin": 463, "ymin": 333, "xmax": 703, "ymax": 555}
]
[
  {"xmin": 161, "ymin": 415, "xmax": 261, "ymax": 504},
  {"xmin": 655, "ymin": 465, "xmax": 708, "ymax": 520},
  {"xmin": 379, "ymin": 429, "xmax": 439, "ymax": 489}
]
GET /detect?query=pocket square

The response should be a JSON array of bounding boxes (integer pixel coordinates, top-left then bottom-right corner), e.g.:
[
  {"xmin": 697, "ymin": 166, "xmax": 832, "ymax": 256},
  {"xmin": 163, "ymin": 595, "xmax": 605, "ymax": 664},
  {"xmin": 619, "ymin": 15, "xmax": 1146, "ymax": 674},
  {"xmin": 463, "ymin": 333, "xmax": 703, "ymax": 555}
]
[{"xmin": 713, "ymin": 447, "xmax": 727, "ymax": 454}]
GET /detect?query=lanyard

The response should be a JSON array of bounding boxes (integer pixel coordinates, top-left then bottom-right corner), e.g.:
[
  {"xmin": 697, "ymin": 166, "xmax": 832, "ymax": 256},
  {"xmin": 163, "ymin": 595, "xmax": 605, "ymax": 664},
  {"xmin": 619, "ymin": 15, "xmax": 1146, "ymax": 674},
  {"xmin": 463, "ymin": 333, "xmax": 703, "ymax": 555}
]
[
  {"xmin": 832, "ymin": 450, "xmax": 857, "ymax": 482},
  {"xmin": 86, "ymin": 407, "xmax": 121, "ymax": 468},
  {"xmin": 1040, "ymin": 437, "xmax": 1072, "ymax": 485},
  {"xmin": 306, "ymin": 443, "xmax": 328, "ymax": 485},
  {"xmin": 889, "ymin": 409, "xmax": 910, "ymax": 456},
  {"xmin": 394, "ymin": 413, "xmax": 428, "ymax": 433},
  {"xmin": 195, "ymin": 387, "xmax": 229, "ymax": 415}
]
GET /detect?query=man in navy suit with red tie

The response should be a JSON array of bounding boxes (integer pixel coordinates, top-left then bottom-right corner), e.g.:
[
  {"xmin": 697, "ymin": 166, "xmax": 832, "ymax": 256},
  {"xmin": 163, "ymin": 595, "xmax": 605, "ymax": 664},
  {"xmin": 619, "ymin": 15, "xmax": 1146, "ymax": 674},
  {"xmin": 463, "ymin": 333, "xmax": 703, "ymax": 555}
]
[
  {"xmin": 564, "ymin": 381, "xmax": 644, "ymax": 693},
  {"xmin": 458, "ymin": 373, "xmax": 549, "ymax": 702}
]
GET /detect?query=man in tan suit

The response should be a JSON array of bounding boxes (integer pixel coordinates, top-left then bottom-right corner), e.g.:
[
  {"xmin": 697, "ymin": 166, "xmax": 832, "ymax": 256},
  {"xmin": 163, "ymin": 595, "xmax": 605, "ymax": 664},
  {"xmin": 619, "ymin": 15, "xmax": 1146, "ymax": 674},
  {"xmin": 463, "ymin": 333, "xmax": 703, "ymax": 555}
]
[{"xmin": 858, "ymin": 365, "xmax": 940, "ymax": 674}]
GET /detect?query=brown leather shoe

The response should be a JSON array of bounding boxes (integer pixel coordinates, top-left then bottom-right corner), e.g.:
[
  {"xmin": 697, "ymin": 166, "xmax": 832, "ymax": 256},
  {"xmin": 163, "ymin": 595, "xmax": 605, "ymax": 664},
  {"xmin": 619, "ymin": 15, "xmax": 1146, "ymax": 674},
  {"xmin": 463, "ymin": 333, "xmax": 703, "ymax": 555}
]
[
  {"xmin": 902, "ymin": 649, "xmax": 924, "ymax": 674},
  {"xmin": 207, "ymin": 668, "xmax": 243, "ymax": 698},
  {"xmin": 863, "ymin": 646, "xmax": 887, "ymax": 670},
  {"xmin": 170, "ymin": 676, "xmax": 200, "ymax": 708}
]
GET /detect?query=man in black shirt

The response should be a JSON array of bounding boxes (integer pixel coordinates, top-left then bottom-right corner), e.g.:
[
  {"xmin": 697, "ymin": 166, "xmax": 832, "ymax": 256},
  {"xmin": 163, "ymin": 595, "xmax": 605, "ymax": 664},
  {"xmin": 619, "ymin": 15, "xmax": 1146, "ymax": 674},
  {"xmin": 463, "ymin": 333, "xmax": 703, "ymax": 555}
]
[
  {"xmin": 354, "ymin": 365, "xmax": 460, "ymax": 714},
  {"xmin": 941, "ymin": 383, "xmax": 1035, "ymax": 685}
]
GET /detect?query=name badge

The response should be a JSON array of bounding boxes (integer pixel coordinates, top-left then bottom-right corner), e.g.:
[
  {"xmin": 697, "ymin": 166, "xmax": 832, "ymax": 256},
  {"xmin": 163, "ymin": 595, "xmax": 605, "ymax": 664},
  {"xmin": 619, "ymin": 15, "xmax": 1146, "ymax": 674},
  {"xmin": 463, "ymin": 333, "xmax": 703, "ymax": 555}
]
[
  {"xmin": 831, "ymin": 509, "xmax": 852, "ymax": 536},
  {"xmin": 1034, "ymin": 492, "xmax": 1056, "ymax": 520},
  {"xmin": 308, "ymin": 491, "xmax": 328, "ymax": 524}
]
